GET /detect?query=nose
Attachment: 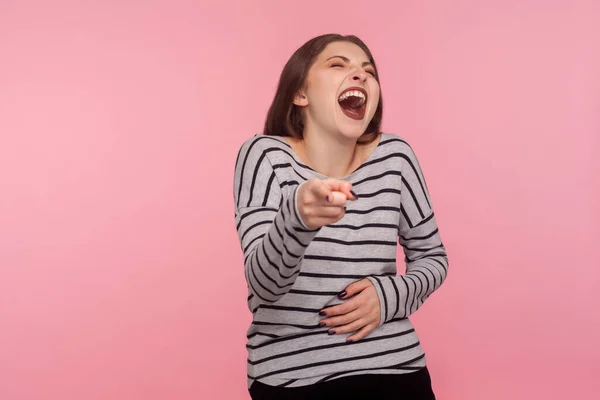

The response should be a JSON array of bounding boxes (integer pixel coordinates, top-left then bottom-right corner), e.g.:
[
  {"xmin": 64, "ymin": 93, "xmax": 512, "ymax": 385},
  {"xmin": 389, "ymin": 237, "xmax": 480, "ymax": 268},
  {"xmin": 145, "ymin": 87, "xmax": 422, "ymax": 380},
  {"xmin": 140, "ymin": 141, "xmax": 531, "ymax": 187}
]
[{"xmin": 351, "ymin": 67, "xmax": 367, "ymax": 82}]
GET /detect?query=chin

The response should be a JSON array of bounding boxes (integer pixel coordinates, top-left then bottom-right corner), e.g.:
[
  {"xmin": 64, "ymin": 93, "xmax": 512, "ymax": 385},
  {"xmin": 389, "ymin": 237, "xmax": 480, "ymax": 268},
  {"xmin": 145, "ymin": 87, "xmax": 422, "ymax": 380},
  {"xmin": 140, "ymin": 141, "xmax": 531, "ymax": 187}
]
[{"xmin": 334, "ymin": 109, "xmax": 374, "ymax": 141}]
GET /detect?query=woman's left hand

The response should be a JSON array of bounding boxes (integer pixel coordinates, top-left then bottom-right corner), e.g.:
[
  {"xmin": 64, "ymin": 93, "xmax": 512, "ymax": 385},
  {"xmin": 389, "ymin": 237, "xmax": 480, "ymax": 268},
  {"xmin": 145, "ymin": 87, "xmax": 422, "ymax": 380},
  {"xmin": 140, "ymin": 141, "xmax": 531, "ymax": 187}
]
[{"xmin": 318, "ymin": 279, "xmax": 381, "ymax": 342}]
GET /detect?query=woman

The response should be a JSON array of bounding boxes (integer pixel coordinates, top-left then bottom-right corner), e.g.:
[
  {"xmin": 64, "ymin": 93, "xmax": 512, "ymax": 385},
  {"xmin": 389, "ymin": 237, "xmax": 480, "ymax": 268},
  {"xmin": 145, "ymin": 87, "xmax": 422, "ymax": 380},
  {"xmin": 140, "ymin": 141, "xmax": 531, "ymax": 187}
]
[{"xmin": 233, "ymin": 33, "xmax": 449, "ymax": 400}]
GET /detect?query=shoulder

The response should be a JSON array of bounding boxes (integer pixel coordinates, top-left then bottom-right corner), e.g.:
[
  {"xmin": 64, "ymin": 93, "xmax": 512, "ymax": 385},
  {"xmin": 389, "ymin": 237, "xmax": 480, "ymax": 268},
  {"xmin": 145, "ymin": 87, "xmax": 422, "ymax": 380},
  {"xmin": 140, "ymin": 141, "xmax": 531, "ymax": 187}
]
[
  {"xmin": 378, "ymin": 132, "xmax": 419, "ymax": 160},
  {"xmin": 234, "ymin": 134, "xmax": 295, "ymax": 181},
  {"xmin": 236, "ymin": 134, "xmax": 291, "ymax": 159},
  {"xmin": 235, "ymin": 135, "xmax": 296, "ymax": 173}
]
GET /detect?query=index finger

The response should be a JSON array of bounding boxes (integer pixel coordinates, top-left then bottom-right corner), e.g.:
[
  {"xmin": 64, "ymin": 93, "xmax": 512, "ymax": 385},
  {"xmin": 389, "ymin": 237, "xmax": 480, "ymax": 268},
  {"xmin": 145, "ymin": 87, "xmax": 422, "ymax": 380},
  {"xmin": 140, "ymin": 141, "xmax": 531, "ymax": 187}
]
[
  {"xmin": 321, "ymin": 298, "xmax": 360, "ymax": 317},
  {"xmin": 323, "ymin": 179, "xmax": 357, "ymax": 200}
]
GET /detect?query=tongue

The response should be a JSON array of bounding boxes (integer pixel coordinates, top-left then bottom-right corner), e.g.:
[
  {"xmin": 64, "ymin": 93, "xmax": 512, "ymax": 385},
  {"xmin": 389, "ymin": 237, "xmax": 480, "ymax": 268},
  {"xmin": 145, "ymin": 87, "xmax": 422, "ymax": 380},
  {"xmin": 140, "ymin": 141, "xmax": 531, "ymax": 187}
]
[{"xmin": 339, "ymin": 97, "xmax": 365, "ymax": 120}]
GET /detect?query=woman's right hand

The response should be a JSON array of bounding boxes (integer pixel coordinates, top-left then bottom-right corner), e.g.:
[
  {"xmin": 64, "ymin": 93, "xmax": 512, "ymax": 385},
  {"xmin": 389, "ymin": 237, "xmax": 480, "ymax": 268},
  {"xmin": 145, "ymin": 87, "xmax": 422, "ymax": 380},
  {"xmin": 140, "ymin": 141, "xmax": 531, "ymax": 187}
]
[{"xmin": 297, "ymin": 178, "xmax": 358, "ymax": 230}]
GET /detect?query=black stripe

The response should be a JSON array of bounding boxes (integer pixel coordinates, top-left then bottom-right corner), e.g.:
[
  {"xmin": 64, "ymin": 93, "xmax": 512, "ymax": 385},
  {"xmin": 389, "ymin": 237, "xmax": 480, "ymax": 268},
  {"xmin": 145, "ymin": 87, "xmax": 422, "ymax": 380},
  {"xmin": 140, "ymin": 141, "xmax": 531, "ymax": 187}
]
[
  {"xmin": 372, "ymin": 276, "xmax": 388, "ymax": 322},
  {"xmin": 262, "ymin": 171, "xmax": 276, "ymax": 206},
  {"xmin": 264, "ymin": 234, "xmax": 297, "ymax": 272},
  {"xmin": 280, "ymin": 180, "xmax": 300, "ymax": 188},
  {"xmin": 250, "ymin": 340, "xmax": 422, "ymax": 380},
  {"xmin": 236, "ymin": 207, "xmax": 277, "ymax": 230},
  {"xmin": 401, "ymin": 176, "xmax": 425, "ymax": 219},
  {"xmin": 246, "ymin": 151, "xmax": 268, "ymax": 207},
  {"xmin": 289, "ymin": 289, "xmax": 340, "ymax": 296},
  {"xmin": 299, "ymin": 272, "xmax": 395, "ymax": 279},
  {"xmin": 272, "ymin": 162, "xmax": 309, "ymax": 181},
  {"xmin": 400, "ymin": 205, "xmax": 413, "ymax": 229},
  {"xmin": 379, "ymin": 136, "xmax": 410, "ymax": 147},
  {"xmin": 247, "ymin": 331, "xmax": 280, "ymax": 339},
  {"xmin": 345, "ymin": 205, "xmax": 400, "ymax": 215},
  {"xmin": 284, "ymin": 226, "xmax": 308, "ymax": 253},
  {"xmin": 303, "ymin": 255, "xmax": 396, "ymax": 263},
  {"xmin": 415, "ymin": 212, "xmax": 434, "ymax": 228},
  {"xmin": 351, "ymin": 151, "xmax": 402, "ymax": 174},
  {"xmin": 278, "ymin": 379, "xmax": 297, "ymax": 387},
  {"xmin": 269, "ymin": 217, "xmax": 304, "ymax": 268},
  {"xmin": 414, "ymin": 262, "xmax": 439, "ymax": 292},
  {"xmin": 400, "ymin": 226, "xmax": 438, "ymax": 242},
  {"xmin": 403, "ymin": 244, "xmax": 444, "ymax": 253},
  {"xmin": 388, "ymin": 276, "xmax": 400, "ymax": 319},
  {"xmin": 243, "ymin": 234, "xmax": 265, "ymax": 254},
  {"xmin": 315, "ymin": 353, "xmax": 425, "ymax": 384},
  {"xmin": 327, "ymin": 222, "xmax": 397, "ymax": 231},
  {"xmin": 284, "ymin": 193, "xmax": 310, "ymax": 248},
  {"xmin": 250, "ymin": 329, "xmax": 416, "ymax": 366},
  {"xmin": 400, "ymin": 276, "xmax": 410, "ymax": 318},
  {"xmin": 259, "ymin": 243, "xmax": 298, "ymax": 279},
  {"xmin": 248, "ymin": 260, "xmax": 278, "ymax": 303},
  {"xmin": 431, "ymin": 256, "xmax": 448, "ymax": 275},
  {"xmin": 258, "ymin": 304, "xmax": 322, "ymax": 313},
  {"xmin": 236, "ymin": 136, "xmax": 261, "ymax": 208},
  {"xmin": 249, "ymin": 258, "xmax": 286, "ymax": 300},
  {"xmin": 412, "ymin": 269, "xmax": 430, "ymax": 306},
  {"xmin": 252, "ymin": 321, "xmax": 322, "ymax": 330},
  {"xmin": 352, "ymin": 170, "xmax": 402, "ymax": 186},
  {"xmin": 312, "ymin": 236, "xmax": 396, "ymax": 246},
  {"xmin": 263, "ymin": 145, "xmax": 314, "ymax": 172},
  {"xmin": 355, "ymin": 188, "xmax": 401, "ymax": 199},
  {"xmin": 240, "ymin": 220, "xmax": 271, "ymax": 243},
  {"xmin": 252, "ymin": 249, "xmax": 295, "ymax": 291},
  {"xmin": 404, "ymin": 275, "xmax": 419, "ymax": 315}
]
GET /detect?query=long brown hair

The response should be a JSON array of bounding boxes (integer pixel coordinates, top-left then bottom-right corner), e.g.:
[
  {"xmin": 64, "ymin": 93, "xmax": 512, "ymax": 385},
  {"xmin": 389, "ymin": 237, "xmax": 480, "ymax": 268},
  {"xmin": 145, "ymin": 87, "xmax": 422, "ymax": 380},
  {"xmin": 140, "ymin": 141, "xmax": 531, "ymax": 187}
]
[{"xmin": 263, "ymin": 34, "xmax": 383, "ymax": 145}]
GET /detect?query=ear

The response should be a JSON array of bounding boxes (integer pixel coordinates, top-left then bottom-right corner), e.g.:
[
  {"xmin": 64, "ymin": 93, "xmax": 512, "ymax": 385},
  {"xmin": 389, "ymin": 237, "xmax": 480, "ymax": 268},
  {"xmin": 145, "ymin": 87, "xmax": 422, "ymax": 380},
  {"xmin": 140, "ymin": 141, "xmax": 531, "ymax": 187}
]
[{"xmin": 293, "ymin": 88, "xmax": 309, "ymax": 107}]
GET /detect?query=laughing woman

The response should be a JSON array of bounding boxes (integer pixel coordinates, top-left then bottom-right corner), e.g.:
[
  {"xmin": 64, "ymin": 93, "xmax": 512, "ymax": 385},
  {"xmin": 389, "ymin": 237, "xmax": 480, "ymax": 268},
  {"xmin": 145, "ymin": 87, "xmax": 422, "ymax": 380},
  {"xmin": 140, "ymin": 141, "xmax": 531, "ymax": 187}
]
[{"xmin": 233, "ymin": 34, "xmax": 449, "ymax": 400}]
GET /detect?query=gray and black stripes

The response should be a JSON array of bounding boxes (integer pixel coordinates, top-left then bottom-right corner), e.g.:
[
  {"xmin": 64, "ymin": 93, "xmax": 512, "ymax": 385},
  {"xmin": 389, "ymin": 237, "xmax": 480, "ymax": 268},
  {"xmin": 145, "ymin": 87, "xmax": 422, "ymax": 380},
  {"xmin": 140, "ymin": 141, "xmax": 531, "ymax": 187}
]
[{"xmin": 233, "ymin": 133, "xmax": 448, "ymax": 389}]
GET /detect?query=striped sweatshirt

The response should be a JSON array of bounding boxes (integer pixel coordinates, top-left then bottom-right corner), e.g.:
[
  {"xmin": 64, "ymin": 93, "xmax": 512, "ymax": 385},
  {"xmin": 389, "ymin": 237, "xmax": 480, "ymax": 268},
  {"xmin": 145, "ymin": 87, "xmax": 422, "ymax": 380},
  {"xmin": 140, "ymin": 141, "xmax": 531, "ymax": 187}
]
[{"xmin": 233, "ymin": 132, "xmax": 449, "ymax": 389}]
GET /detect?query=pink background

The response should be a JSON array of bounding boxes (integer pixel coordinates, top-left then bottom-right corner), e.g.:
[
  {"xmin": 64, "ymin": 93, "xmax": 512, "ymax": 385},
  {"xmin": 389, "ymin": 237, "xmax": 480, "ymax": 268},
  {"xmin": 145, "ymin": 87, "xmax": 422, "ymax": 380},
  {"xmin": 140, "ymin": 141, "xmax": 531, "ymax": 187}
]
[{"xmin": 1, "ymin": 1, "xmax": 599, "ymax": 399}]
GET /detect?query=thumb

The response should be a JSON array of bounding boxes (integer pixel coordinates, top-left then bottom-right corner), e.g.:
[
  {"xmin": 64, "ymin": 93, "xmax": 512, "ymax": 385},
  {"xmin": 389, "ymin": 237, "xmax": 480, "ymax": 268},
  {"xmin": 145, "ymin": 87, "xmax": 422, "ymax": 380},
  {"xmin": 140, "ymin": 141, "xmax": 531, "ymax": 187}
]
[{"xmin": 339, "ymin": 279, "xmax": 373, "ymax": 299}]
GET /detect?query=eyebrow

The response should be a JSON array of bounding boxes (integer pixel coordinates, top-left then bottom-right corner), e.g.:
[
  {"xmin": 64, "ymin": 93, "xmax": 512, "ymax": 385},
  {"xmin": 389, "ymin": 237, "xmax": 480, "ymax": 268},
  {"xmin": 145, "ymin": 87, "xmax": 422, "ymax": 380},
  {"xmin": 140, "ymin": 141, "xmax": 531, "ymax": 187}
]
[{"xmin": 325, "ymin": 55, "xmax": 373, "ymax": 68}]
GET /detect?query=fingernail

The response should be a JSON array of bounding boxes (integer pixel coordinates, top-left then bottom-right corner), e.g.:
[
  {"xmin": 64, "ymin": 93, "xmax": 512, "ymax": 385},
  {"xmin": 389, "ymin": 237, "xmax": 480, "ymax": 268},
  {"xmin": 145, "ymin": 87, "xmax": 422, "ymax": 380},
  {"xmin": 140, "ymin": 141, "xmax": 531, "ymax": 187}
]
[
  {"xmin": 318, "ymin": 322, "xmax": 326, "ymax": 327},
  {"xmin": 328, "ymin": 330, "xmax": 336, "ymax": 335},
  {"xmin": 338, "ymin": 290, "xmax": 347, "ymax": 299},
  {"xmin": 319, "ymin": 311, "xmax": 326, "ymax": 316},
  {"xmin": 325, "ymin": 195, "xmax": 330, "ymax": 202},
  {"xmin": 346, "ymin": 339, "xmax": 353, "ymax": 343},
  {"xmin": 350, "ymin": 190, "xmax": 358, "ymax": 198}
]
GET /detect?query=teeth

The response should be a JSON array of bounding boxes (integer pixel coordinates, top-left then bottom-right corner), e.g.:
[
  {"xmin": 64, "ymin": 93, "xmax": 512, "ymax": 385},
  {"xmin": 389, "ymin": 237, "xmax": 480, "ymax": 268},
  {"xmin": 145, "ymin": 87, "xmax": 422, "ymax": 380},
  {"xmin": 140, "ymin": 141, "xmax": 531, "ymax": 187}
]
[{"xmin": 338, "ymin": 90, "xmax": 366, "ymax": 106}]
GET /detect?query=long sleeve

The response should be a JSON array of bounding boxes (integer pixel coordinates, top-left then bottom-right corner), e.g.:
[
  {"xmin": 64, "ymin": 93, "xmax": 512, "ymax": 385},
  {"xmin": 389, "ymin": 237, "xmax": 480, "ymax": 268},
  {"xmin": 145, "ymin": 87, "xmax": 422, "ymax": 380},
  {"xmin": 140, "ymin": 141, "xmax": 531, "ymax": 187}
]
[
  {"xmin": 367, "ymin": 144, "xmax": 449, "ymax": 325},
  {"xmin": 233, "ymin": 137, "xmax": 320, "ymax": 306}
]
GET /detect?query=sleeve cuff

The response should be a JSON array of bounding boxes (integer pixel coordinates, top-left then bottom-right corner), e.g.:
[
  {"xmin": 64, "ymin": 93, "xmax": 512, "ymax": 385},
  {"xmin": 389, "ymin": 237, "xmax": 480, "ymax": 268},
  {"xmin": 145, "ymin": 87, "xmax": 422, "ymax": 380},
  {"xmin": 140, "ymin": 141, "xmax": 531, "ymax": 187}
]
[
  {"xmin": 291, "ymin": 182, "xmax": 316, "ymax": 231},
  {"xmin": 366, "ymin": 276, "xmax": 389, "ymax": 326}
]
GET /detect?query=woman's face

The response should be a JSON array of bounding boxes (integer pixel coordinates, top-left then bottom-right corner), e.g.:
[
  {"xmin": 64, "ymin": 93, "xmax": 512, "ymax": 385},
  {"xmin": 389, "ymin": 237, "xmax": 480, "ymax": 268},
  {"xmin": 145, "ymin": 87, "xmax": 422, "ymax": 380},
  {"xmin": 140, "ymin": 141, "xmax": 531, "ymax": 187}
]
[{"xmin": 295, "ymin": 41, "xmax": 380, "ymax": 141}]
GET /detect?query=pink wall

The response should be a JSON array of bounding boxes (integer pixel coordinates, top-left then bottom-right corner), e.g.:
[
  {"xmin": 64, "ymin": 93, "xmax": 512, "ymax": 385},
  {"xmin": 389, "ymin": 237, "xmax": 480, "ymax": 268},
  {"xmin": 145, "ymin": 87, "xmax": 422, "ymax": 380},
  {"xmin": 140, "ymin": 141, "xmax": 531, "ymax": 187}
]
[{"xmin": 1, "ymin": 1, "xmax": 598, "ymax": 399}]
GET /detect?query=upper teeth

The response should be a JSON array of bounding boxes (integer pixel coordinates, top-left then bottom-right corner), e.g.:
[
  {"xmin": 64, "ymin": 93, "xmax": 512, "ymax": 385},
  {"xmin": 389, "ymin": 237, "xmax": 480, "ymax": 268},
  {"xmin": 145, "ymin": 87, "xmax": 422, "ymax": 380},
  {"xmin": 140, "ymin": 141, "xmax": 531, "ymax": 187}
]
[{"xmin": 338, "ymin": 90, "xmax": 366, "ymax": 105}]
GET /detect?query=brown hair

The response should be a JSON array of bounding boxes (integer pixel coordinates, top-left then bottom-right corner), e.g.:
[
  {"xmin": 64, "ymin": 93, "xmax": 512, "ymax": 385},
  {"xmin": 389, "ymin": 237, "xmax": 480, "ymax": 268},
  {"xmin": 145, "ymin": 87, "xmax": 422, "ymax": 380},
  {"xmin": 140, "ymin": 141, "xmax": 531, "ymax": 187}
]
[{"xmin": 263, "ymin": 34, "xmax": 383, "ymax": 145}]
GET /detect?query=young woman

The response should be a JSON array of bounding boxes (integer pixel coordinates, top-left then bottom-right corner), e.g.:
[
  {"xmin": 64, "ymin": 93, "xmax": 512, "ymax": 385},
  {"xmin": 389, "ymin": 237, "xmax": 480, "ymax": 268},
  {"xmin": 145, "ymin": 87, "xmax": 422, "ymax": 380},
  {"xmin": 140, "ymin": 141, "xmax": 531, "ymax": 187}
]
[{"xmin": 233, "ymin": 33, "xmax": 449, "ymax": 400}]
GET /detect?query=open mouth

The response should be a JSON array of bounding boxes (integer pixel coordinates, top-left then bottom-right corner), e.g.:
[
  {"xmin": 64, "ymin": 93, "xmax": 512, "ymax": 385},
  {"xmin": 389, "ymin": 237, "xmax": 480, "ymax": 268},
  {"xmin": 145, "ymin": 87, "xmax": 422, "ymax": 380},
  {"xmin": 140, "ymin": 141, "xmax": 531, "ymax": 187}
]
[{"xmin": 338, "ymin": 87, "xmax": 367, "ymax": 120}]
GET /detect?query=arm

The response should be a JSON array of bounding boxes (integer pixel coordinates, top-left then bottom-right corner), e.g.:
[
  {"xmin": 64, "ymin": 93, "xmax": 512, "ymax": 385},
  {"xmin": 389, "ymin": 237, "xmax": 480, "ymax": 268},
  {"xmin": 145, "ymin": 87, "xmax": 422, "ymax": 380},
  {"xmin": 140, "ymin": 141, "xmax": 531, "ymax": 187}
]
[
  {"xmin": 367, "ymin": 144, "xmax": 449, "ymax": 324},
  {"xmin": 233, "ymin": 138, "xmax": 320, "ymax": 305}
]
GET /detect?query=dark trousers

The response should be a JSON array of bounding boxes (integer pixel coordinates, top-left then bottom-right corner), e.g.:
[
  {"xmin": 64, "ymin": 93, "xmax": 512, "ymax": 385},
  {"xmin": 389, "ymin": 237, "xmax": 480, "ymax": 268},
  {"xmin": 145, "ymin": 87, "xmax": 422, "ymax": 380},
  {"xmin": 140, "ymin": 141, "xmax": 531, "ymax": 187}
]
[{"xmin": 249, "ymin": 367, "xmax": 436, "ymax": 400}]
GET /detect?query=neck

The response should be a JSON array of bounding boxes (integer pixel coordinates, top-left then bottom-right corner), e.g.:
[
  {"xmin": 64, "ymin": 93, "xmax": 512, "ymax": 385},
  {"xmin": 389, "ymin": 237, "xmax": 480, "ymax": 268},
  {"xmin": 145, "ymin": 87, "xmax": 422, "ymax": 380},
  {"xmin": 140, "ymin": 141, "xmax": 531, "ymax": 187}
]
[{"xmin": 300, "ymin": 127, "xmax": 362, "ymax": 179}]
